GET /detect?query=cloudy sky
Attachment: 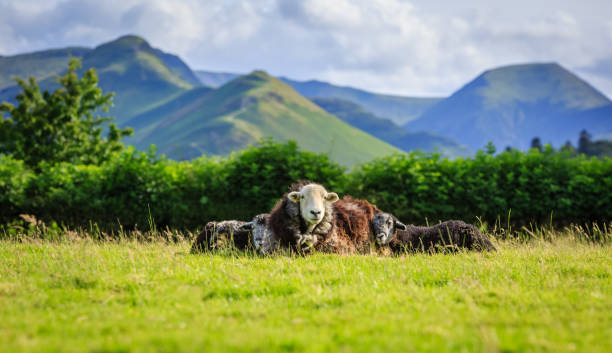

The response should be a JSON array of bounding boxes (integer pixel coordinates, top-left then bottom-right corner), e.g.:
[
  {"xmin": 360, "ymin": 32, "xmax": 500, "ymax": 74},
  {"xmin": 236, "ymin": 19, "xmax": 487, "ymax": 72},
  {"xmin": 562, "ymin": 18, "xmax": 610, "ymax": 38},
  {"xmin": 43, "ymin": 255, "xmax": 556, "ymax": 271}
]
[{"xmin": 1, "ymin": 0, "xmax": 611, "ymax": 97}]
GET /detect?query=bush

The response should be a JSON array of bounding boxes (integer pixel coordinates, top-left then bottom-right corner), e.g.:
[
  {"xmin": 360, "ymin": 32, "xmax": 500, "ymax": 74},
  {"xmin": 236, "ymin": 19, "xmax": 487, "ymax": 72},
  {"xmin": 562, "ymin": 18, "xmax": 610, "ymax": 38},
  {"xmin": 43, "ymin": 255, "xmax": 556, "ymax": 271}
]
[
  {"xmin": 346, "ymin": 147, "xmax": 612, "ymax": 226},
  {"xmin": 0, "ymin": 155, "xmax": 32, "ymax": 220},
  {"xmin": 1, "ymin": 141, "xmax": 611, "ymax": 230},
  {"xmin": 0, "ymin": 140, "xmax": 346, "ymax": 230}
]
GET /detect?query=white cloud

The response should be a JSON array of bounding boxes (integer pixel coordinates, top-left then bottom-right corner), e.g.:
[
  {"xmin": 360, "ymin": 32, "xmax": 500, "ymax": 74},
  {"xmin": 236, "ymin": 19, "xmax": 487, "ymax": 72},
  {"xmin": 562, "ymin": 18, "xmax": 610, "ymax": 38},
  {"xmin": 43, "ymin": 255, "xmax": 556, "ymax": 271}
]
[{"xmin": 0, "ymin": 0, "xmax": 611, "ymax": 97}]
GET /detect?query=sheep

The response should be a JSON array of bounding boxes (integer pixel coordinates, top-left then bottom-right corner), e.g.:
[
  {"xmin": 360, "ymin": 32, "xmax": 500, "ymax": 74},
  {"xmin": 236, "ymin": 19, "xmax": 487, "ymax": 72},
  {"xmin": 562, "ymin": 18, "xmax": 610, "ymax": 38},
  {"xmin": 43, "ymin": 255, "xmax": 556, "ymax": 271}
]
[
  {"xmin": 315, "ymin": 196, "xmax": 381, "ymax": 254},
  {"xmin": 372, "ymin": 212, "xmax": 496, "ymax": 253},
  {"xmin": 268, "ymin": 181, "xmax": 338, "ymax": 252},
  {"xmin": 238, "ymin": 213, "xmax": 280, "ymax": 255},
  {"xmin": 268, "ymin": 181, "xmax": 381, "ymax": 254},
  {"xmin": 190, "ymin": 220, "xmax": 251, "ymax": 253}
]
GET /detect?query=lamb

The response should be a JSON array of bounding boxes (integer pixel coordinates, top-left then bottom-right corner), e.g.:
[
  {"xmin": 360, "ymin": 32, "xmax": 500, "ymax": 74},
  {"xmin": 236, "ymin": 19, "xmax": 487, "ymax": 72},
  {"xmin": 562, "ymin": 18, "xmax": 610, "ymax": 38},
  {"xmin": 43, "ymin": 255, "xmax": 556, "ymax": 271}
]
[
  {"xmin": 372, "ymin": 212, "xmax": 496, "ymax": 253},
  {"xmin": 238, "ymin": 213, "xmax": 279, "ymax": 255},
  {"xmin": 268, "ymin": 181, "xmax": 381, "ymax": 254},
  {"xmin": 190, "ymin": 220, "xmax": 251, "ymax": 253}
]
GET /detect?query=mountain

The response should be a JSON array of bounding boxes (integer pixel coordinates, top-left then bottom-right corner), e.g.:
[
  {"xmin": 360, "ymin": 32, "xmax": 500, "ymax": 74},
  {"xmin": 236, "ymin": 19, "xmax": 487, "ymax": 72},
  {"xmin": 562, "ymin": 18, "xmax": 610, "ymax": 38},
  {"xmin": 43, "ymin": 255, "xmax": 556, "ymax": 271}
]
[
  {"xmin": 405, "ymin": 63, "xmax": 612, "ymax": 151},
  {"xmin": 0, "ymin": 35, "xmax": 200, "ymax": 124},
  {"xmin": 0, "ymin": 47, "xmax": 91, "ymax": 90},
  {"xmin": 195, "ymin": 70, "xmax": 240, "ymax": 87},
  {"xmin": 193, "ymin": 70, "xmax": 443, "ymax": 124},
  {"xmin": 124, "ymin": 71, "xmax": 401, "ymax": 166},
  {"xmin": 77, "ymin": 35, "xmax": 200, "ymax": 122},
  {"xmin": 281, "ymin": 78, "xmax": 443, "ymax": 125},
  {"xmin": 311, "ymin": 98, "xmax": 471, "ymax": 158}
]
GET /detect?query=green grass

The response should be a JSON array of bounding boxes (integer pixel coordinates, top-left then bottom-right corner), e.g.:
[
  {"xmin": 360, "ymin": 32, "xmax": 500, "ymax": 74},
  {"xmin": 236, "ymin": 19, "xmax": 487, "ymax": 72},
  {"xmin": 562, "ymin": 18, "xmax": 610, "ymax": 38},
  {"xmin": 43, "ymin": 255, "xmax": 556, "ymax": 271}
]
[{"xmin": 0, "ymin": 237, "xmax": 610, "ymax": 353}]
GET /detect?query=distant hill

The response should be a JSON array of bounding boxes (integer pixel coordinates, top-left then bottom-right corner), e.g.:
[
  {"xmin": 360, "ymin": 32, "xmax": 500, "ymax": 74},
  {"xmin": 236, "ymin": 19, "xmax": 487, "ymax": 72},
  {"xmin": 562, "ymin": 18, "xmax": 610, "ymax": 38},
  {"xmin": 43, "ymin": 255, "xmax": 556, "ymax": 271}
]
[
  {"xmin": 195, "ymin": 70, "xmax": 240, "ymax": 87},
  {"xmin": 405, "ymin": 63, "xmax": 612, "ymax": 151},
  {"xmin": 0, "ymin": 47, "xmax": 91, "ymax": 90},
  {"xmin": 5, "ymin": 38, "xmax": 611, "ymax": 161},
  {"xmin": 77, "ymin": 35, "xmax": 199, "ymax": 122},
  {"xmin": 124, "ymin": 71, "xmax": 401, "ymax": 166},
  {"xmin": 0, "ymin": 35, "xmax": 200, "ymax": 124},
  {"xmin": 312, "ymin": 98, "xmax": 471, "ymax": 158},
  {"xmin": 193, "ymin": 70, "xmax": 443, "ymax": 124},
  {"xmin": 281, "ymin": 78, "xmax": 443, "ymax": 125}
]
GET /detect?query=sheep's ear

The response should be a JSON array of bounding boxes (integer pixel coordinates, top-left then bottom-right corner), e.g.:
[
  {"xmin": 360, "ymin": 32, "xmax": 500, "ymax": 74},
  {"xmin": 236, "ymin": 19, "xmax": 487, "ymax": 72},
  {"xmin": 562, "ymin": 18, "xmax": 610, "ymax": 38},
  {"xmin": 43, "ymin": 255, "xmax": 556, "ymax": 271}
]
[
  {"xmin": 239, "ymin": 222, "xmax": 253, "ymax": 231},
  {"xmin": 395, "ymin": 221, "xmax": 407, "ymax": 230},
  {"xmin": 325, "ymin": 192, "xmax": 339, "ymax": 203},
  {"xmin": 288, "ymin": 191, "xmax": 301, "ymax": 203}
]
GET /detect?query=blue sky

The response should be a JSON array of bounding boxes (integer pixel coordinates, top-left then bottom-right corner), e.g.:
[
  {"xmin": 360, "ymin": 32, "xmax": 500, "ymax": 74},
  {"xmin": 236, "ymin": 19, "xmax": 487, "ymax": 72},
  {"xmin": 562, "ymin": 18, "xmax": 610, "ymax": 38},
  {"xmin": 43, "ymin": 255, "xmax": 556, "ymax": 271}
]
[{"xmin": 1, "ymin": 0, "xmax": 611, "ymax": 97}]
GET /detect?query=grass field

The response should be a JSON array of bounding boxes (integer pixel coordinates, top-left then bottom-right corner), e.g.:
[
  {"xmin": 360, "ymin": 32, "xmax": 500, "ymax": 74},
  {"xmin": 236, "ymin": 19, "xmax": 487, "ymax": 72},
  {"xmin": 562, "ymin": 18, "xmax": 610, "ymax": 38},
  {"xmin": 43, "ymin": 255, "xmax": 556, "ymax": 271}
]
[{"xmin": 1, "ymin": 235, "xmax": 611, "ymax": 353}]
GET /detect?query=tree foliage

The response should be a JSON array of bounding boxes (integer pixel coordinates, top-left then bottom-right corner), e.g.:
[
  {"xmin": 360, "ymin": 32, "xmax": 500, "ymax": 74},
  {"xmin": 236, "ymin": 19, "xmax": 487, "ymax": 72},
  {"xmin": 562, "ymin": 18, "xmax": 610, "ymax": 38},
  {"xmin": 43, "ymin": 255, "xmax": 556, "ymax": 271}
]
[{"xmin": 0, "ymin": 58, "xmax": 132, "ymax": 167}]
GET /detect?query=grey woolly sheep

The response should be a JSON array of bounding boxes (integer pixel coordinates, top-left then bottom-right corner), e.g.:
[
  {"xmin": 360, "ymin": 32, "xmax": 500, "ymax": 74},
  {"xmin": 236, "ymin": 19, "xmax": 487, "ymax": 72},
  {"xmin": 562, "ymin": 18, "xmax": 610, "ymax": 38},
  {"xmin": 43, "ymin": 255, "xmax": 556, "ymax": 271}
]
[
  {"xmin": 238, "ymin": 213, "xmax": 280, "ymax": 255},
  {"xmin": 190, "ymin": 220, "xmax": 250, "ymax": 253},
  {"xmin": 372, "ymin": 212, "xmax": 496, "ymax": 253}
]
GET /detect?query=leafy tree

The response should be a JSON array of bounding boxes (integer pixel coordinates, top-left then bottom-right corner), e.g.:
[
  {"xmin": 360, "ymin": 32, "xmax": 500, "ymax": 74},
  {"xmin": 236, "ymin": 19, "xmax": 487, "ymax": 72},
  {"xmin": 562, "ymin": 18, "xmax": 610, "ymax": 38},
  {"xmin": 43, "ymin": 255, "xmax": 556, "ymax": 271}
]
[
  {"xmin": 578, "ymin": 129, "xmax": 592, "ymax": 155},
  {"xmin": 530, "ymin": 137, "xmax": 542, "ymax": 151},
  {"xmin": 485, "ymin": 141, "xmax": 496, "ymax": 155},
  {"xmin": 561, "ymin": 141, "xmax": 575, "ymax": 153},
  {"xmin": 0, "ymin": 58, "xmax": 132, "ymax": 167}
]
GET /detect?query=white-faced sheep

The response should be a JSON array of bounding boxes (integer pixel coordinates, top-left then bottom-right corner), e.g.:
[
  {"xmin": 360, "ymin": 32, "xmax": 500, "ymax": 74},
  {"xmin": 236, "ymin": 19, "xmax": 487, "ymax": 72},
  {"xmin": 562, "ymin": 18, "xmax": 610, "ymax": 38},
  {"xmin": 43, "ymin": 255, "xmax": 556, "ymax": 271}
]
[
  {"xmin": 190, "ymin": 220, "xmax": 251, "ymax": 253},
  {"xmin": 372, "ymin": 212, "xmax": 496, "ymax": 253},
  {"xmin": 268, "ymin": 181, "xmax": 338, "ymax": 252},
  {"xmin": 268, "ymin": 182, "xmax": 381, "ymax": 254}
]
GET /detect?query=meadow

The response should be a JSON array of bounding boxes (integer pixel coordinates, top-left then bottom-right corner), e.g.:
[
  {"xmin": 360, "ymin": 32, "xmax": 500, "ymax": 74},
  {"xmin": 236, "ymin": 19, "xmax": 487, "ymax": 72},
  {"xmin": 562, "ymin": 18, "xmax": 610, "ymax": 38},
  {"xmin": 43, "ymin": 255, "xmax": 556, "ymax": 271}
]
[{"xmin": 1, "ymin": 228, "xmax": 610, "ymax": 353}]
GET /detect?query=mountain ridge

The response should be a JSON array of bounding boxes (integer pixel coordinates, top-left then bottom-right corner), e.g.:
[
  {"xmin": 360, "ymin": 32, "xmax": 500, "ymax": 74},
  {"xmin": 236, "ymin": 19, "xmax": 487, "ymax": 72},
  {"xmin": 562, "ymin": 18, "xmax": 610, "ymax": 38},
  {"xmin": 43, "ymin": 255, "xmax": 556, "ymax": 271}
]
[
  {"xmin": 405, "ymin": 62, "xmax": 612, "ymax": 150},
  {"xmin": 194, "ymin": 70, "xmax": 444, "ymax": 124},
  {"xmin": 311, "ymin": 97, "xmax": 471, "ymax": 158},
  {"xmin": 124, "ymin": 70, "xmax": 402, "ymax": 166}
]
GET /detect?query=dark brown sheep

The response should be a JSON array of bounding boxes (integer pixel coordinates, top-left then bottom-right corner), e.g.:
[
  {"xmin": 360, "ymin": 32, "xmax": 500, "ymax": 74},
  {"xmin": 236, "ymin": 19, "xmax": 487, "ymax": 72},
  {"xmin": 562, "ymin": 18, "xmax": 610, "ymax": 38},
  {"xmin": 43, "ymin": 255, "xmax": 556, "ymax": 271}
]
[
  {"xmin": 268, "ymin": 181, "xmax": 337, "ymax": 252},
  {"xmin": 314, "ymin": 196, "xmax": 381, "ymax": 254},
  {"xmin": 372, "ymin": 212, "xmax": 496, "ymax": 253},
  {"xmin": 268, "ymin": 181, "xmax": 381, "ymax": 254},
  {"xmin": 190, "ymin": 220, "xmax": 251, "ymax": 253}
]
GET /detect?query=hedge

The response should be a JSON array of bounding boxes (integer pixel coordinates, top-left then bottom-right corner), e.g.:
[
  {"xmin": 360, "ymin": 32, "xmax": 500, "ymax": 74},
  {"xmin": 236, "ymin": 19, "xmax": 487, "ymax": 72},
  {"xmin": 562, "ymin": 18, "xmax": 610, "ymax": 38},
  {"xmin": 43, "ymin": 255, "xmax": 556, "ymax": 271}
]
[
  {"xmin": 0, "ymin": 141, "xmax": 346, "ymax": 230},
  {"xmin": 346, "ymin": 148, "xmax": 612, "ymax": 226},
  {"xmin": 1, "ymin": 141, "xmax": 610, "ymax": 230}
]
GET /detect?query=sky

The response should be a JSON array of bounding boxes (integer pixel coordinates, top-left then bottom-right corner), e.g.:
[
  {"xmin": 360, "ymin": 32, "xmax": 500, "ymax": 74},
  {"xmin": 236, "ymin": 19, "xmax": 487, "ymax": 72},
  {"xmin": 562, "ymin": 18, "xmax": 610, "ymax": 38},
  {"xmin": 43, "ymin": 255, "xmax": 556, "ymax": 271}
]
[{"xmin": 1, "ymin": 0, "xmax": 611, "ymax": 98}]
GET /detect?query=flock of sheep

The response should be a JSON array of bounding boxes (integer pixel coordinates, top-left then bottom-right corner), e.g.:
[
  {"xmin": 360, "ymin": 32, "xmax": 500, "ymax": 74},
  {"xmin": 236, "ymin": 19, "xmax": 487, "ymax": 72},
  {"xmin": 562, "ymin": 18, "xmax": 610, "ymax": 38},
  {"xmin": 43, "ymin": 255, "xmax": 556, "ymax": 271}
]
[{"xmin": 191, "ymin": 181, "xmax": 496, "ymax": 255}]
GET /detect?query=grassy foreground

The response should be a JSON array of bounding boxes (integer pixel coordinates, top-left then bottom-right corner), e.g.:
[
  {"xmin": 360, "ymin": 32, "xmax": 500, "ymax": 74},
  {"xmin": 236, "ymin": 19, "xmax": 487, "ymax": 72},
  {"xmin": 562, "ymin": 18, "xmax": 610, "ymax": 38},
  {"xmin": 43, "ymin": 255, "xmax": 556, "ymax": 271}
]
[{"xmin": 0, "ymin": 239, "xmax": 610, "ymax": 353}]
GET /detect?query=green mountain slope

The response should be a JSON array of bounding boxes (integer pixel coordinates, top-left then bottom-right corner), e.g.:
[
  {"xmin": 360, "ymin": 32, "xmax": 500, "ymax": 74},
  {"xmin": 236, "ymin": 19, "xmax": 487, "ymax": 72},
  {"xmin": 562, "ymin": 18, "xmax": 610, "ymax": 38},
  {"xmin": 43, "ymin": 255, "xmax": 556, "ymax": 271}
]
[
  {"xmin": 280, "ymin": 78, "xmax": 443, "ymax": 125},
  {"xmin": 125, "ymin": 71, "xmax": 401, "ymax": 166},
  {"xmin": 0, "ymin": 35, "xmax": 200, "ymax": 125},
  {"xmin": 312, "ymin": 98, "xmax": 471, "ymax": 158},
  {"xmin": 193, "ymin": 70, "xmax": 443, "ymax": 124},
  {"xmin": 0, "ymin": 47, "xmax": 91, "ymax": 90},
  {"xmin": 79, "ymin": 35, "xmax": 199, "ymax": 123},
  {"xmin": 405, "ymin": 63, "xmax": 612, "ymax": 150},
  {"xmin": 195, "ymin": 70, "xmax": 241, "ymax": 87}
]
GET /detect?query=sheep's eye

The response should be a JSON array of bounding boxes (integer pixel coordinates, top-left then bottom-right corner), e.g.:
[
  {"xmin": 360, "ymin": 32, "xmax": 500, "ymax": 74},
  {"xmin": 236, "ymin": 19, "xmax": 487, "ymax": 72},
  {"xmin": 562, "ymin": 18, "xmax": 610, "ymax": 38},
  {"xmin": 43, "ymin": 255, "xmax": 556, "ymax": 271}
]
[{"xmin": 301, "ymin": 195, "xmax": 304, "ymax": 199}]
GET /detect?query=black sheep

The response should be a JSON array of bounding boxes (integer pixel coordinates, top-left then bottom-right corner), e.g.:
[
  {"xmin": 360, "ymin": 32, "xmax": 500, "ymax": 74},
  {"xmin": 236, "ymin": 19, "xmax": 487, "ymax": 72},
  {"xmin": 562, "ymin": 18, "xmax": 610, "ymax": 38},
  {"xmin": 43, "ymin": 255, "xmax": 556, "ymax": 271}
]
[{"xmin": 372, "ymin": 212, "xmax": 496, "ymax": 253}]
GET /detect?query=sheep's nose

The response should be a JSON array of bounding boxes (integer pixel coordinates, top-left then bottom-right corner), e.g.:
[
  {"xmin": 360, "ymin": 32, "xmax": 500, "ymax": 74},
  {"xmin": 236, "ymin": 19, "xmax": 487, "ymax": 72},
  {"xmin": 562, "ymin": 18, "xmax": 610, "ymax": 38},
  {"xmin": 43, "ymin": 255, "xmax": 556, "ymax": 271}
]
[{"xmin": 310, "ymin": 210, "xmax": 321, "ymax": 217}]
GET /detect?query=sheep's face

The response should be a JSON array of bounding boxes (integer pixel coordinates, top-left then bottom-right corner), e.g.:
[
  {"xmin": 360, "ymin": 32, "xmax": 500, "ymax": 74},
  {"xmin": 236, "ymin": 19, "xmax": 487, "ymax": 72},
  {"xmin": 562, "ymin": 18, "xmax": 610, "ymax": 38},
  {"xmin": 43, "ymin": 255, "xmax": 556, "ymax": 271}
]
[
  {"xmin": 240, "ymin": 214, "xmax": 270, "ymax": 251},
  {"xmin": 372, "ymin": 212, "xmax": 406, "ymax": 245},
  {"xmin": 288, "ymin": 184, "xmax": 339, "ymax": 226}
]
